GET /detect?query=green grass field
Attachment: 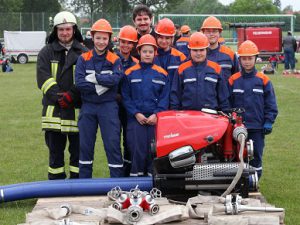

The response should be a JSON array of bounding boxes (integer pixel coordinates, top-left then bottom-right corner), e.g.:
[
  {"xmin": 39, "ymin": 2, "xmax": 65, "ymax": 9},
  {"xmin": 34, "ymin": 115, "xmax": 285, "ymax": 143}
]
[{"xmin": 0, "ymin": 61, "xmax": 300, "ymax": 224}]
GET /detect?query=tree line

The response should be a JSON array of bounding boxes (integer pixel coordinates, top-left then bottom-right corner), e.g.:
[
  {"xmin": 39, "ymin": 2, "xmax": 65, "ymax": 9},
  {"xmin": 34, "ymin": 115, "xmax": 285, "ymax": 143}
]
[
  {"xmin": 0, "ymin": 0, "xmax": 299, "ymax": 31},
  {"xmin": 0, "ymin": 0, "xmax": 296, "ymax": 15}
]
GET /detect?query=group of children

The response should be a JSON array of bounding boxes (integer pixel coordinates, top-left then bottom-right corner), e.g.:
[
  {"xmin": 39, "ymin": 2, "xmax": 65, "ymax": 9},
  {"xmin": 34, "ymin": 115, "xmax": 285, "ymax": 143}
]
[{"xmin": 75, "ymin": 13, "xmax": 278, "ymax": 180}]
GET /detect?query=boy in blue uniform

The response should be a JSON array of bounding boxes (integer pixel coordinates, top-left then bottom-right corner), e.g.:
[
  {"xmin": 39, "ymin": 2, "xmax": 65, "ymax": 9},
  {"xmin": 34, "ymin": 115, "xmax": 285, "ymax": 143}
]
[
  {"xmin": 116, "ymin": 25, "xmax": 139, "ymax": 176},
  {"xmin": 75, "ymin": 19, "xmax": 124, "ymax": 178},
  {"xmin": 201, "ymin": 16, "xmax": 239, "ymax": 80},
  {"xmin": 122, "ymin": 34, "xmax": 169, "ymax": 176},
  {"xmin": 170, "ymin": 32, "xmax": 230, "ymax": 112},
  {"xmin": 228, "ymin": 40, "xmax": 278, "ymax": 179},
  {"xmin": 154, "ymin": 18, "xmax": 186, "ymax": 86}
]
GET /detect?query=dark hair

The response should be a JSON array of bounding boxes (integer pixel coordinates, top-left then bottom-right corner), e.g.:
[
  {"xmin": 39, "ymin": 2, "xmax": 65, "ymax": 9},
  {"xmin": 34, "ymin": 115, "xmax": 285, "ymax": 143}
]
[{"xmin": 132, "ymin": 4, "xmax": 153, "ymax": 21}]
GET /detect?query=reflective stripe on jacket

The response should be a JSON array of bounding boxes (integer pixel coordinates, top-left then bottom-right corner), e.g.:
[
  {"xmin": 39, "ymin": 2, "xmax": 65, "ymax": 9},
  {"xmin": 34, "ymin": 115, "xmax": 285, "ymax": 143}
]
[
  {"xmin": 37, "ymin": 40, "xmax": 86, "ymax": 133},
  {"xmin": 154, "ymin": 47, "xmax": 186, "ymax": 84}
]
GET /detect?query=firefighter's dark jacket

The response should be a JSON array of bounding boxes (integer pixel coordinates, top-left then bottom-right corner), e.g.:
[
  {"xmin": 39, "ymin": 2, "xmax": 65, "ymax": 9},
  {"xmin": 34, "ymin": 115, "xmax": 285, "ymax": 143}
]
[{"xmin": 37, "ymin": 39, "xmax": 87, "ymax": 133}]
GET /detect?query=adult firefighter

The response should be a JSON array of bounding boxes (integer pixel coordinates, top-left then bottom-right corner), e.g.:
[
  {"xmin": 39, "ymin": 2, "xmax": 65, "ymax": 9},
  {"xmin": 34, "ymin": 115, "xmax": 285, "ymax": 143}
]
[
  {"xmin": 75, "ymin": 19, "xmax": 123, "ymax": 178},
  {"xmin": 170, "ymin": 32, "xmax": 230, "ymax": 112},
  {"xmin": 36, "ymin": 11, "xmax": 86, "ymax": 180},
  {"xmin": 229, "ymin": 40, "xmax": 278, "ymax": 179},
  {"xmin": 201, "ymin": 16, "xmax": 239, "ymax": 80}
]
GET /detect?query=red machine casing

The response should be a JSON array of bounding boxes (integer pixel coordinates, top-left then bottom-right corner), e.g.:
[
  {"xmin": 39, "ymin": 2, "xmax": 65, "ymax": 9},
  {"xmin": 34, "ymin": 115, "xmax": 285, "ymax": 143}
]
[
  {"xmin": 237, "ymin": 27, "xmax": 282, "ymax": 52},
  {"xmin": 155, "ymin": 111, "xmax": 229, "ymax": 158}
]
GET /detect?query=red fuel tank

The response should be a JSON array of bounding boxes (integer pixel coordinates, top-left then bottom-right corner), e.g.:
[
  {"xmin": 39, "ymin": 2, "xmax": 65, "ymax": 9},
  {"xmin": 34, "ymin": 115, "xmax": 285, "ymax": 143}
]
[{"xmin": 155, "ymin": 110, "xmax": 229, "ymax": 158}]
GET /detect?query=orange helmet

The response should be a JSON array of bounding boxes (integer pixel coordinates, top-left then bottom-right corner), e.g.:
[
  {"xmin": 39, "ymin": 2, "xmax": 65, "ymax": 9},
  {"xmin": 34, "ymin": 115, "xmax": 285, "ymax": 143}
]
[
  {"xmin": 201, "ymin": 16, "xmax": 223, "ymax": 31},
  {"xmin": 118, "ymin": 25, "xmax": 138, "ymax": 42},
  {"xmin": 180, "ymin": 25, "xmax": 191, "ymax": 34},
  {"xmin": 237, "ymin": 40, "xmax": 259, "ymax": 56},
  {"xmin": 155, "ymin": 18, "xmax": 176, "ymax": 36},
  {"xmin": 188, "ymin": 32, "xmax": 209, "ymax": 50},
  {"xmin": 91, "ymin": 19, "xmax": 113, "ymax": 34},
  {"xmin": 136, "ymin": 34, "xmax": 157, "ymax": 50}
]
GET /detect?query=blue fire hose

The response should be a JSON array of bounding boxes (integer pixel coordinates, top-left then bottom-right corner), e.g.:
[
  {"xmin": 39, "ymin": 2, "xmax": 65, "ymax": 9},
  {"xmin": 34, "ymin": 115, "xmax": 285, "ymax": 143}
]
[{"xmin": 0, "ymin": 177, "xmax": 153, "ymax": 203}]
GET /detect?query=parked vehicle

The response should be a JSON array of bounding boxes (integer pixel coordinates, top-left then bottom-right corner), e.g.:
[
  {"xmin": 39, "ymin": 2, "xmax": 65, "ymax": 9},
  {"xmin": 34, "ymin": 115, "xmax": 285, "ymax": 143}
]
[{"xmin": 4, "ymin": 31, "xmax": 46, "ymax": 64}]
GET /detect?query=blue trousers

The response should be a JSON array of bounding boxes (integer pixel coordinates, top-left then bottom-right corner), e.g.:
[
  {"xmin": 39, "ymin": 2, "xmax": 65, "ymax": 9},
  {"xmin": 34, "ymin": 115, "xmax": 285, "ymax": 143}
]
[
  {"xmin": 127, "ymin": 118, "xmax": 154, "ymax": 176},
  {"xmin": 248, "ymin": 129, "xmax": 265, "ymax": 179},
  {"xmin": 78, "ymin": 101, "xmax": 123, "ymax": 178},
  {"xmin": 284, "ymin": 48, "xmax": 295, "ymax": 70}
]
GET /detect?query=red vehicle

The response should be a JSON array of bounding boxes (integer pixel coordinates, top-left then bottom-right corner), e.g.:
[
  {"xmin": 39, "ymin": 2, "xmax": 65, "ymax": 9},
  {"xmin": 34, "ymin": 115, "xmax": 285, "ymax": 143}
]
[
  {"xmin": 152, "ymin": 109, "xmax": 258, "ymax": 199},
  {"xmin": 231, "ymin": 22, "xmax": 284, "ymax": 60}
]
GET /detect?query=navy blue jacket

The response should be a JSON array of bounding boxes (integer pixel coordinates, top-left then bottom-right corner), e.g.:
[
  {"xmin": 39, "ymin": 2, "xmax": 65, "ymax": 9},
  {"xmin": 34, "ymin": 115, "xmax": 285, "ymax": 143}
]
[
  {"xmin": 154, "ymin": 47, "xmax": 186, "ymax": 84},
  {"xmin": 122, "ymin": 62, "xmax": 170, "ymax": 118},
  {"xmin": 228, "ymin": 69, "xmax": 278, "ymax": 129},
  {"xmin": 116, "ymin": 51, "xmax": 139, "ymax": 71},
  {"xmin": 207, "ymin": 44, "xmax": 239, "ymax": 80},
  {"xmin": 175, "ymin": 36, "xmax": 190, "ymax": 58},
  {"xmin": 170, "ymin": 59, "xmax": 230, "ymax": 111},
  {"xmin": 75, "ymin": 49, "xmax": 123, "ymax": 104}
]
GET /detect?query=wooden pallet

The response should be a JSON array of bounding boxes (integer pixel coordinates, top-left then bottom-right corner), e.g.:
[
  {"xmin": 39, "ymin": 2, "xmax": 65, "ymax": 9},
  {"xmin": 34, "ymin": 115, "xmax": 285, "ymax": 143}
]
[{"xmin": 20, "ymin": 193, "xmax": 284, "ymax": 225}]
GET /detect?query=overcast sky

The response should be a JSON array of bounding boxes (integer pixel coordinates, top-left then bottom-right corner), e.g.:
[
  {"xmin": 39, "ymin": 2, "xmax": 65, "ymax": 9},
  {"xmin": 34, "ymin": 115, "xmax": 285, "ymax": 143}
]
[{"xmin": 219, "ymin": 0, "xmax": 300, "ymax": 11}]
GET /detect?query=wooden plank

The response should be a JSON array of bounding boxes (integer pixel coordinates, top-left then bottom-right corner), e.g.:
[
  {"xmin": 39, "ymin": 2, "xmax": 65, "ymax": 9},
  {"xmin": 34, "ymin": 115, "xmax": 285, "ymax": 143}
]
[{"xmin": 25, "ymin": 193, "xmax": 284, "ymax": 225}]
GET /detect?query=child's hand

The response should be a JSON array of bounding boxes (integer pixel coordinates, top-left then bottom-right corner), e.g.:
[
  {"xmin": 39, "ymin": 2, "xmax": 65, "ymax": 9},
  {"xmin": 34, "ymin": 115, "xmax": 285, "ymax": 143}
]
[
  {"xmin": 135, "ymin": 113, "xmax": 147, "ymax": 125},
  {"xmin": 146, "ymin": 114, "xmax": 157, "ymax": 125}
]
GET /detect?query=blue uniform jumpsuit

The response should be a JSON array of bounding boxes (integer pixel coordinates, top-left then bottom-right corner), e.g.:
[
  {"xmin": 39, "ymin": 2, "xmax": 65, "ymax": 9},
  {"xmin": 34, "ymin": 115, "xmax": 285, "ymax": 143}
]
[
  {"xmin": 116, "ymin": 51, "xmax": 139, "ymax": 176},
  {"xmin": 207, "ymin": 44, "xmax": 239, "ymax": 80},
  {"xmin": 154, "ymin": 47, "xmax": 186, "ymax": 85},
  {"xmin": 121, "ymin": 62, "xmax": 170, "ymax": 176},
  {"xmin": 170, "ymin": 59, "xmax": 230, "ymax": 112},
  {"xmin": 228, "ymin": 69, "xmax": 278, "ymax": 179},
  {"xmin": 175, "ymin": 36, "xmax": 190, "ymax": 58},
  {"xmin": 75, "ymin": 49, "xmax": 124, "ymax": 178}
]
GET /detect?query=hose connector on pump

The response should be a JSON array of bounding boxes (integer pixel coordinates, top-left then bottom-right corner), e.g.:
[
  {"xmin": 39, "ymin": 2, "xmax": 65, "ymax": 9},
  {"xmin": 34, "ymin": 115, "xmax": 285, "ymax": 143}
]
[{"xmin": 233, "ymin": 126, "xmax": 247, "ymax": 143}]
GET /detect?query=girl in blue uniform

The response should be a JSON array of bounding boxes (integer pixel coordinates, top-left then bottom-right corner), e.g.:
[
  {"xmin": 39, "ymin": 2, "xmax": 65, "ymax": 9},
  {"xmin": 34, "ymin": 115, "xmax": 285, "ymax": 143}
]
[{"xmin": 122, "ymin": 34, "xmax": 169, "ymax": 176}]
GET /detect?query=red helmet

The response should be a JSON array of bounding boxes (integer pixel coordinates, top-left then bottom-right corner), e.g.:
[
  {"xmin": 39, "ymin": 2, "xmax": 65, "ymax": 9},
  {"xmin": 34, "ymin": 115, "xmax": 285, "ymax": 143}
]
[
  {"xmin": 118, "ymin": 25, "xmax": 138, "ymax": 42},
  {"xmin": 188, "ymin": 32, "xmax": 209, "ymax": 50},
  {"xmin": 136, "ymin": 34, "xmax": 157, "ymax": 50},
  {"xmin": 238, "ymin": 40, "xmax": 259, "ymax": 56},
  {"xmin": 155, "ymin": 18, "xmax": 176, "ymax": 36},
  {"xmin": 91, "ymin": 19, "xmax": 113, "ymax": 34},
  {"xmin": 201, "ymin": 16, "xmax": 223, "ymax": 31}
]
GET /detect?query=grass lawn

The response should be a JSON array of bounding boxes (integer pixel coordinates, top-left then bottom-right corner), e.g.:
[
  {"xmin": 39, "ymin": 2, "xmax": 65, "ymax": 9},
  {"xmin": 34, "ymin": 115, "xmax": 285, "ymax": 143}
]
[{"xmin": 0, "ymin": 61, "xmax": 300, "ymax": 224}]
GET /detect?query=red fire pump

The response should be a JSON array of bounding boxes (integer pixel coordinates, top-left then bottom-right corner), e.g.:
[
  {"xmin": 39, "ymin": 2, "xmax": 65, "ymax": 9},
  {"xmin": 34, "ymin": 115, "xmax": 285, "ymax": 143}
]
[{"xmin": 152, "ymin": 109, "xmax": 258, "ymax": 200}]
